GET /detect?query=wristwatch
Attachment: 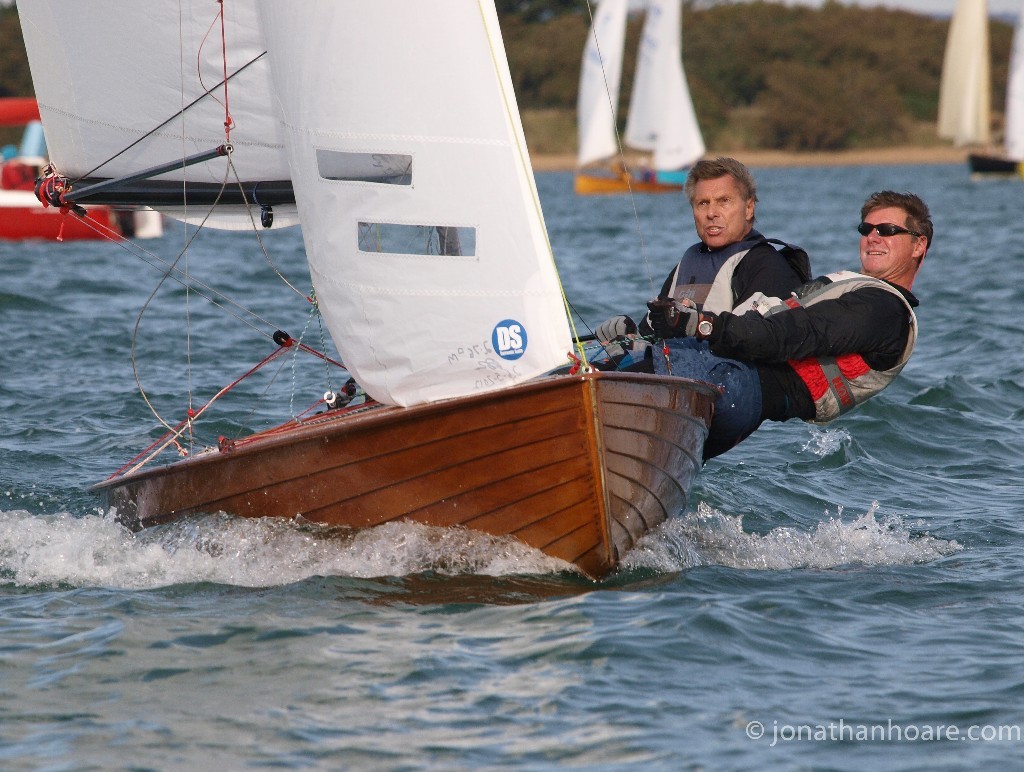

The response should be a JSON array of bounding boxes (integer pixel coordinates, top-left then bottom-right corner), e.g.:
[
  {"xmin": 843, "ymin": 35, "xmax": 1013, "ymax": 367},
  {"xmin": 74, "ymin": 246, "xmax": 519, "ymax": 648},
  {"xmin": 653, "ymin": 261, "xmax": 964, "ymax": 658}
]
[{"xmin": 697, "ymin": 314, "xmax": 713, "ymax": 339}]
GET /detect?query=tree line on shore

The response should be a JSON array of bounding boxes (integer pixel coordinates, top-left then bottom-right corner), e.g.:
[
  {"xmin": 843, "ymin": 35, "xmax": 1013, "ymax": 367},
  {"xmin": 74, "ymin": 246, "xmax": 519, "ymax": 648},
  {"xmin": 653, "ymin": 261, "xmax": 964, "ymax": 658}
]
[{"xmin": 0, "ymin": 3, "xmax": 1014, "ymax": 153}]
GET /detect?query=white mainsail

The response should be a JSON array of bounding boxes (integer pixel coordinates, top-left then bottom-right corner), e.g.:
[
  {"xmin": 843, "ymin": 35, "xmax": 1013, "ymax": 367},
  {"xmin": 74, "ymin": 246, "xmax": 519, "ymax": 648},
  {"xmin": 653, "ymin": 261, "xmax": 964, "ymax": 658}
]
[
  {"xmin": 577, "ymin": 0, "xmax": 629, "ymax": 168},
  {"xmin": 18, "ymin": 0, "xmax": 573, "ymax": 407},
  {"xmin": 938, "ymin": 0, "xmax": 991, "ymax": 147},
  {"xmin": 624, "ymin": 0, "xmax": 705, "ymax": 171},
  {"xmin": 256, "ymin": 0, "xmax": 572, "ymax": 405},
  {"xmin": 1004, "ymin": 0, "xmax": 1024, "ymax": 159}
]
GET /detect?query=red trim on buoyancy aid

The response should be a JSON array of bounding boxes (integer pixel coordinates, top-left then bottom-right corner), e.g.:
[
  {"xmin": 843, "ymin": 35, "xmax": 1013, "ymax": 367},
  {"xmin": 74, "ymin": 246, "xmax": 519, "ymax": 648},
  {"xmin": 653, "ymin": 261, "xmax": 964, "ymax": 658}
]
[{"xmin": 787, "ymin": 354, "xmax": 872, "ymax": 406}]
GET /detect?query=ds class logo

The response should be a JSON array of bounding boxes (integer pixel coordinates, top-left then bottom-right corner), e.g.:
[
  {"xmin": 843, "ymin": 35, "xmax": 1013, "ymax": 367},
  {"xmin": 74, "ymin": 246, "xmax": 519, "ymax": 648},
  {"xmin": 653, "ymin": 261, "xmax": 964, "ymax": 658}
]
[{"xmin": 492, "ymin": 319, "xmax": 527, "ymax": 360}]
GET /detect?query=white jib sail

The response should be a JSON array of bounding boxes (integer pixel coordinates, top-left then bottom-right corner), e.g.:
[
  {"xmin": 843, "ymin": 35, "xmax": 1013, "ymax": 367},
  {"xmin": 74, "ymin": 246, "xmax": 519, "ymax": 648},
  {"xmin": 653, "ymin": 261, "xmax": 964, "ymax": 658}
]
[
  {"xmin": 1004, "ymin": 0, "xmax": 1024, "ymax": 159},
  {"xmin": 257, "ymin": 0, "xmax": 573, "ymax": 407},
  {"xmin": 16, "ymin": 1, "xmax": 298, "ymax": 229},
  {"xmin": 577, "ymin": 0, "xmax": 629, "ymax": 168},
  {"xmin": 937, "ymin": 0, "xmax": 991, "ymax": 147},
  {"xmin": 624, "ymin": 0, "xmax": 705, "ymax": 171}
]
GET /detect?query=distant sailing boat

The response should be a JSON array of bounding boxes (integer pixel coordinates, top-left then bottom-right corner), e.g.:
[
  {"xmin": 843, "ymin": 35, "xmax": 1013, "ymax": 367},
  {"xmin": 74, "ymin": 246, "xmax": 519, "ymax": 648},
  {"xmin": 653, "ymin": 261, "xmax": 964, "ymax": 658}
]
[
  {"xmin": 937, "ymin": 0, "xmax": 991, "ymax": 149},
  {"xmin": 969, "ymin": 0, "xmax": 1024, "ymax": 175},
  {"xmin": 16, "ymin": 1, "xmax": 715, "ymax": 579},
  {"xmin": 0, "ymin": 98, "xmax": 162, "ymax": 241},
  {"xmin": 575, "ymin": 0, "xmax": 705, "ymax": 195}
]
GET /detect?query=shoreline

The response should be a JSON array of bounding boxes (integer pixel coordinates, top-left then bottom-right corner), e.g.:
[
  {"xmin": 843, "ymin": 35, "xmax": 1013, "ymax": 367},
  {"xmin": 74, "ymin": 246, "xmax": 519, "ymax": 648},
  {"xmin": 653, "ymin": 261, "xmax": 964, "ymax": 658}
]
[{"xmin": 530, "ymin": 145, "xmax": 971, "ymax": 171}]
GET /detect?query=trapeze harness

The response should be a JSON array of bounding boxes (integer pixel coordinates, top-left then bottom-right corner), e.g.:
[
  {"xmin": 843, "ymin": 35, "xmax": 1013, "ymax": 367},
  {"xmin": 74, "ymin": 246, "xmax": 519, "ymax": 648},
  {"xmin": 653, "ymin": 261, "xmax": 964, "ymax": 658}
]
[{"xmin": 736, "ymin": 271, "xmax": 918, "ymax": 424}]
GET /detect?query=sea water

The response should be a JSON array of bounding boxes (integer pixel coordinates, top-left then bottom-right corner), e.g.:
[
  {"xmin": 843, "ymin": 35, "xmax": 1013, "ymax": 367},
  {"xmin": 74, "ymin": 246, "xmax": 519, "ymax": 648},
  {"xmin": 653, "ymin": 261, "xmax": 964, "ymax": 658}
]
[{"xmin": 2, "ymin": 164, "xmax": 1023, "ymax": 769}]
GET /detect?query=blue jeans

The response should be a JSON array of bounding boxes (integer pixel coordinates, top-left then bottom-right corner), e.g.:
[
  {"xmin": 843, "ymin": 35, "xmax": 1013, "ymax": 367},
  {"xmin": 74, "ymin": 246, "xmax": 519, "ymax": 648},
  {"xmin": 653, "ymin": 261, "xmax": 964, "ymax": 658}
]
[{"xmin": 652, "ymin": 338, "xmax": 764, "ymax": 460}]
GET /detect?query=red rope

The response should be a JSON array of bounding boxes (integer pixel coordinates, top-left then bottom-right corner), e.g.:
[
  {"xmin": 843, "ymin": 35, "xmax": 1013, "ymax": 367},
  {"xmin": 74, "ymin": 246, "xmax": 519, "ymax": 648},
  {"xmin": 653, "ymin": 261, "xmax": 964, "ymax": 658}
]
[
  {"xmin": 106, "ymin": 345, "xmax": 291, "ymax": 479},
  {"xmin": 218, "ymin": 0, "xmax": 233, "ymax": 141}
]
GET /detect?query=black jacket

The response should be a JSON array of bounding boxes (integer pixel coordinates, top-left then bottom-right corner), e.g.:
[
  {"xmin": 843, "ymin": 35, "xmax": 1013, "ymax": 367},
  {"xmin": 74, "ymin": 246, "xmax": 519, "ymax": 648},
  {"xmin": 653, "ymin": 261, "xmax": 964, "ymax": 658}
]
[{"xmin": 707, "ymin": 281, "xmax": 919, "ymax": 422}]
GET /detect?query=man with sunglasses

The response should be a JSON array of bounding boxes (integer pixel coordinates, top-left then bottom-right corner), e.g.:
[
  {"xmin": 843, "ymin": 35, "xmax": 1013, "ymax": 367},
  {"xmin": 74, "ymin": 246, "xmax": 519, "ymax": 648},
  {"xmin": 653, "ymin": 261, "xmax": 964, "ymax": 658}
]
[
  {"xmin": 637, "ymin": 189, "xmax": 930, "ymax": 461},
  {"xmin": 594, "ymin": 157, "xmax": 810, "ymax": 352}
]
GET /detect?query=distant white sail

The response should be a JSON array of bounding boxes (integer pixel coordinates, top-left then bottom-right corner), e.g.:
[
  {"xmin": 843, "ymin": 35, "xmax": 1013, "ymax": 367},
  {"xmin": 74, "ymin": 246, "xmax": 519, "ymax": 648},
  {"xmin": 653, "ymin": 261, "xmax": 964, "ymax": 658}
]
[
  {"xmin": 1004, "ymin": 0, "xmax": 1024, "ymax": 159},
  {"xmin": 624, "ymin": 0, "xmax": 705, "ymax": 171},
  {"xmin": 577, "ymin": 0, "xmax": 629, "ymax": 167},
  {"xmin": 578, "ymin": 0, "xmax": 703, "ymax": 172},
  {"xmin": 938, "ymin": 0, "xmax": 991, "ymax": 147}
]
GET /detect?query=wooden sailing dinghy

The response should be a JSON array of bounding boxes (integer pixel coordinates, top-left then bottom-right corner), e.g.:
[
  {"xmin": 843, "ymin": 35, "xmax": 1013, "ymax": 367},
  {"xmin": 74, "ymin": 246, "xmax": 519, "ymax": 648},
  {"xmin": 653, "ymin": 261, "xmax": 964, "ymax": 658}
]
[{"xmin": 17, "ymin": 1, "xmax": 715, "ymax": 578}]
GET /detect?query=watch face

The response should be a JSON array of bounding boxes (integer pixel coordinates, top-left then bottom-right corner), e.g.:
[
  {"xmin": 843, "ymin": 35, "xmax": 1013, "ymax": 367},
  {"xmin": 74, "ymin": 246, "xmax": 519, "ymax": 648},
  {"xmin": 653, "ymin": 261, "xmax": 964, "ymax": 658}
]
[{"xmin": 698, "ymin": 320, "xmax": 713, "ymax": 336}]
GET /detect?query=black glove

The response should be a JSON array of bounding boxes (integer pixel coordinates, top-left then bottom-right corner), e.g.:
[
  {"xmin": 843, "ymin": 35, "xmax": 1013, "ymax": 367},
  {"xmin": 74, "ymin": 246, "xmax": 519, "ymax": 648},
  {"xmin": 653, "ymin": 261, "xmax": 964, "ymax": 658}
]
[
  {"xmin": 594, "ymin": 314, "xmax": 638, "ymax": 342},
  {"xmin": 646, "ymin": 298, "xmax": 699, "ymax": 339}
]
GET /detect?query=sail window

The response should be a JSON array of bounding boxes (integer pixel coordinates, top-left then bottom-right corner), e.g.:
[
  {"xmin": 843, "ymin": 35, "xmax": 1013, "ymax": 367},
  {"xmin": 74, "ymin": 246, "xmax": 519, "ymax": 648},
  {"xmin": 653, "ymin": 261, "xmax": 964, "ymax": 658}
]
[
  {"xmin": 316, "ymin": 150, "xmax": 412, "ymax": 185},
  {"xmin": 358, "ymin": 223, "xmax": 477, "ymax": 257}
]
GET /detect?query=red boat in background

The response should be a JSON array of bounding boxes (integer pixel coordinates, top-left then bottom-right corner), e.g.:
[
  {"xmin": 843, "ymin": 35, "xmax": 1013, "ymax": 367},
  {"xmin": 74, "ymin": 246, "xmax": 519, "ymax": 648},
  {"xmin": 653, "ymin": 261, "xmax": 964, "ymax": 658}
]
[{"xmin": 1, "ymin": 98, "xmax": 162, "ymax": 241}]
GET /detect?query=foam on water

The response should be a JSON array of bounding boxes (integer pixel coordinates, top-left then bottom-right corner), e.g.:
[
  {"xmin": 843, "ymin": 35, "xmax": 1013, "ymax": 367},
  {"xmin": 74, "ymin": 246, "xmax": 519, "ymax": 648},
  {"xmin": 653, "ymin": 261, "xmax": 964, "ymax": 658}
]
[
  {"xmin": 801, "ymin": 425, "xmax": 851, "ymax": 457},
  {"xmin": 623, "ymin": 500, "xmax": 962, "ymax": 573},
  {"xmin": 0, "ymin": 509, "xmax": 573, "ymax": 589},
  {"xmin": 0, "ymin": 499, "xmax": 961, "ymax": 590}
]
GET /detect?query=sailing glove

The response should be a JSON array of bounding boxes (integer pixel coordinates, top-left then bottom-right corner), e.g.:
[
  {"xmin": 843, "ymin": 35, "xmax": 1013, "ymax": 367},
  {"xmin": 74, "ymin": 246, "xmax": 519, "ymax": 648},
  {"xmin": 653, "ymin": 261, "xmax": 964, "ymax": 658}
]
[
  {"xmin": 595, "ymin": 314, "xmax": 637, "ymax": 342},
  {"xmin": 647, "ymin": 298, "xmax": 698, "ymax": 338}
]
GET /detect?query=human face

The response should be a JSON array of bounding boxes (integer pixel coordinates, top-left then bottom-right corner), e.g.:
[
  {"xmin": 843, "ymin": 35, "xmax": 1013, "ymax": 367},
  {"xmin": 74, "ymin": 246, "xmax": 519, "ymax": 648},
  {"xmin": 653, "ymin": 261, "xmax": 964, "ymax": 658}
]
[
  {"xmin": 689, "ymin": 175, "xmax": 755, "ymax": 249},
  {"xmin": 858, "ymin": 205, "xmax": 927, "ymax": 290}
]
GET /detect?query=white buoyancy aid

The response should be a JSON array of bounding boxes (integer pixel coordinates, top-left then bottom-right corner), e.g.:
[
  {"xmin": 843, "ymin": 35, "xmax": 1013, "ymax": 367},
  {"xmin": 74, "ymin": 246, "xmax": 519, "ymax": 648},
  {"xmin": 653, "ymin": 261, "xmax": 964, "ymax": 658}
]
[{"xmin": 735, "ymin": 271, "xmax": 918, "ymax": 423}]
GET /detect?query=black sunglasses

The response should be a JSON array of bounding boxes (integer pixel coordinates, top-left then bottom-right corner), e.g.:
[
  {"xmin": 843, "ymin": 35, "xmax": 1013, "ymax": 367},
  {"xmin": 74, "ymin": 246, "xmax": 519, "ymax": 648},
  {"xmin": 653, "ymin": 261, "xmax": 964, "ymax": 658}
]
[{"xmin": 857, "ymin": 221, "xmax": 923, "ymax": 238}]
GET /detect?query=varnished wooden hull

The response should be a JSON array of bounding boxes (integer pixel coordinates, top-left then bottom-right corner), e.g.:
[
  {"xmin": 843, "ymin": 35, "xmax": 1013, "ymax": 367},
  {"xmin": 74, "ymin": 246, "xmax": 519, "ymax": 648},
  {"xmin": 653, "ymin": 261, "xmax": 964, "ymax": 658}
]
[
  {"xmin": 574, "ymin": 171, "xmax": 683, "ymax": 196},
  {"xmin": 96, "ymin": 371, "xmax": 715, "ymax": 579}
]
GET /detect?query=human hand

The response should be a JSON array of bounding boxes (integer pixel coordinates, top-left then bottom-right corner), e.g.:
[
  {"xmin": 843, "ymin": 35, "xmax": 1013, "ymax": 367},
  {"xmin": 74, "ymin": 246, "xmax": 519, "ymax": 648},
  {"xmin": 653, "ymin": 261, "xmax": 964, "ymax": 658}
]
[
  {"xmin": 646, "ymin": 298, "xmax": 698, "ymax": 338},
  {"xmin": 595, "ymin": 314, "xmax": 637, "ymax": 342}
]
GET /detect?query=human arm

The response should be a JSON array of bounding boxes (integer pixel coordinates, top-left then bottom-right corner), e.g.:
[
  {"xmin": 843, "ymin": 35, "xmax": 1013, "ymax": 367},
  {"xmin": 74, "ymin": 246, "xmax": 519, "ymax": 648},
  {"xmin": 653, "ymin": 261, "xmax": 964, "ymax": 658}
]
[{"xmin": 707, "ymin": 287, "xmax": 911, "ymax": 368}]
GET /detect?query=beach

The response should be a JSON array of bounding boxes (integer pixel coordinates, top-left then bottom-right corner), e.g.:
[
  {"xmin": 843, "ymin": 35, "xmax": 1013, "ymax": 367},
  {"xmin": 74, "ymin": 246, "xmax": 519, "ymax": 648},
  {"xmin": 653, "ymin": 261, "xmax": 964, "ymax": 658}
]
[{"xmin": 531, "ymin": 144, "xmax": 971, "ymax": 171}]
